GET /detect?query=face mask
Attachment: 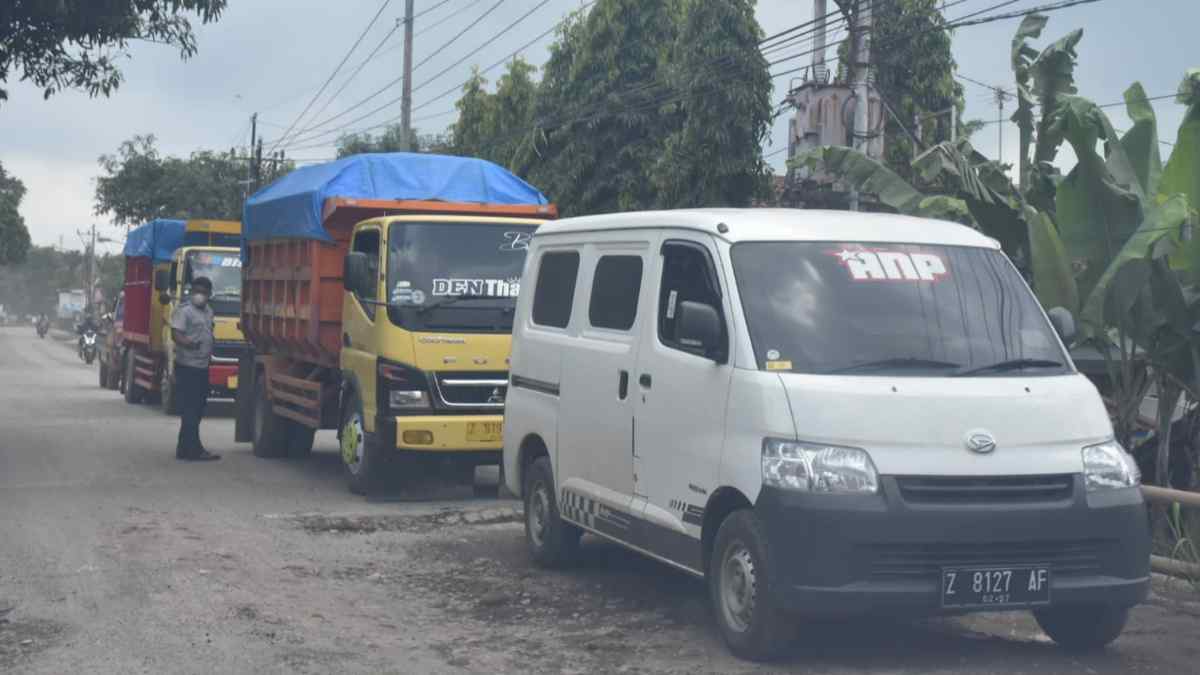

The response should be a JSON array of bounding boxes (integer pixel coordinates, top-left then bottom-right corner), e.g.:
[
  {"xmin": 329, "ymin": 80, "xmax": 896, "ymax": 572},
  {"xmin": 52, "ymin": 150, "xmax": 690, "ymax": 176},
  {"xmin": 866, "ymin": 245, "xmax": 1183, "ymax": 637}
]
[{"xmin": 191, "ymin": 293, "xmax": 208, "ymax": 308}]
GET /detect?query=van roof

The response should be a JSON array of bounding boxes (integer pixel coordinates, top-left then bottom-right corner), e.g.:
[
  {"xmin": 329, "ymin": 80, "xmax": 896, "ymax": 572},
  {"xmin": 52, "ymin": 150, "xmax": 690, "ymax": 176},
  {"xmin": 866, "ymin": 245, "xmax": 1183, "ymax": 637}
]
[{"xmin": 535, "ymin": 209, "xmax": 999, "ymax": 249}]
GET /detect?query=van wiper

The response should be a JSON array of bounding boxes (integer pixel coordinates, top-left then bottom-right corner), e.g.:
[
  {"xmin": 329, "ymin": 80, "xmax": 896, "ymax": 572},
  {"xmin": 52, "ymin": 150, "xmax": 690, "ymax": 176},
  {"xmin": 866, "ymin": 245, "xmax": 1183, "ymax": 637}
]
[
  {"xmin": 826, "ymin": 357, "xmax": 961, "ymax": 374},
  {"xmin": 954, "ymin": 358, "xmax": 1064, "ymax": 376},
  {"xmin": 415, "ymin": 294, "xmax": 490, "ymax": 315}
]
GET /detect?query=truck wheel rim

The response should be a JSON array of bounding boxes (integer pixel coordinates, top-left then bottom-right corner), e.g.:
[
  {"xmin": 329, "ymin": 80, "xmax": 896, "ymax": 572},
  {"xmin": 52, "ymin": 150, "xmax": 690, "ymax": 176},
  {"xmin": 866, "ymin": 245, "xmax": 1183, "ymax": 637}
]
[
  {"xmin": 342, "ymin": 415, "xmax": 364, "ymax": 474},
  {"xmin": 528, "ymin": 483, "xmax": 550, "ymax": 548},
  {"xmin": 720, "ymin": 541, "xmax": 757, "ymax": 634}
]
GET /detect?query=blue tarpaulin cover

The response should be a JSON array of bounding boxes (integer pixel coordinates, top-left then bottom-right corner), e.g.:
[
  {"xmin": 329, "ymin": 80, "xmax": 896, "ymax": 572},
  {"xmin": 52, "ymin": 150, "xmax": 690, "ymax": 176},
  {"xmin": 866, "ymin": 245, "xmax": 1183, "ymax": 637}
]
[
  {"xmin": 243, "ymin": 153, "xmax": 550, "ymax": 243},
  {"xmin": 123, "ymin": 219, "xmax": 187, "ymax": 262}
]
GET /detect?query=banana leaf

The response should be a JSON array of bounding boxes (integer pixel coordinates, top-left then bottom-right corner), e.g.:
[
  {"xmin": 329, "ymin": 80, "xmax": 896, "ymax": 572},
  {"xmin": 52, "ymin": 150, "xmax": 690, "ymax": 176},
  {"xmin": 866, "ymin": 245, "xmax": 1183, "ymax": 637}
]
[
  {"xmin": 1010, "ymin": 14, "xmax": 1048, "ymax": 190},
  {"xmin": 1027, "ymin": 206, "xmax": 1079, "ymax": 315},
  {"xmin": 1119, "ymin": 82, "xmax": 1164, "ymax": 199},
  {"xmin": 1162, "ymin": 70, "xmax": 1200, "ymax": 279},
  {"xmin": 1030, "ymin": 28, "xmax": 1082, "ymax": 168}
]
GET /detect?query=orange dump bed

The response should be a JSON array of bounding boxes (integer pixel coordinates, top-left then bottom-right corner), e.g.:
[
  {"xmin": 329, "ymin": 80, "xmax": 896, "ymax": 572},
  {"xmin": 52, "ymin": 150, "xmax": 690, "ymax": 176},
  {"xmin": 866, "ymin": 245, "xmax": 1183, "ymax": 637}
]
[{"xmin": 241, "ymin": 198, "xmax": 557, "ymax": 367}]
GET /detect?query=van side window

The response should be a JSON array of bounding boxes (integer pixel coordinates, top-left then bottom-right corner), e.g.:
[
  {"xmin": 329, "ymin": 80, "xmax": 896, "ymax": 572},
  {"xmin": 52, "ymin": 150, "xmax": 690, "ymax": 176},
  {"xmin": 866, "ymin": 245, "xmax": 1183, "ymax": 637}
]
[
  {"xmin": 532, "ymin": 251, "xmax": 580, "ymax": 328},
  {"xmin": 351, "ymin": 228, "xmax": 381, "ymax": 319},
  {"xmin": 659, "ymin": 242, "xmax": 724, "ymax": 354},
  {"xmin": 588, "ymin": 255, "xmax": 643, "ymax": 331}
]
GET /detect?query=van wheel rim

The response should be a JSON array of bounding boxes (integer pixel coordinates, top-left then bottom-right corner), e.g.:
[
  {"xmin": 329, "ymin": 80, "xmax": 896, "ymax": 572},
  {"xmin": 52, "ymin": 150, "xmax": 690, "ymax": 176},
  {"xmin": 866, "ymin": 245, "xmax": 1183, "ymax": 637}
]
[
  {"xmin": 528, "ymin": 483, "xmax": 550, "ymax": 548},
  {"xmin": 342, "ymin": 415, "xmax": 364, "ymax": 475},
  {"xmin": 720, "ymin": 542, "xmax": 757, "ymax": 634}
]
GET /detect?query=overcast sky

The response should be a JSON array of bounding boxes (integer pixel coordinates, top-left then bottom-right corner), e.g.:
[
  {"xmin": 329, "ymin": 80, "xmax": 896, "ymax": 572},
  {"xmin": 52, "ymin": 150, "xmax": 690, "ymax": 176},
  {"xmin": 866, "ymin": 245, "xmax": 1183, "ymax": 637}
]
[{"xmin": 2, "ymin": 0, "xmax": 1196, "ymax": 254}]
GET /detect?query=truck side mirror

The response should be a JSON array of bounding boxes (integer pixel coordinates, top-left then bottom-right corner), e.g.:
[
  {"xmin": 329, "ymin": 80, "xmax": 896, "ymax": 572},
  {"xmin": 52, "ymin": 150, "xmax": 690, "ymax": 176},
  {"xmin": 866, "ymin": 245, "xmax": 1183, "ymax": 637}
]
[
  {"xmin": 154, "ymin": 268, "xmax": 170, "ymax": 292},
  {"xmin": 1047, "ymin": 307, "xmax": 1076, "ymax": 344},
  {"xmin": 343, "ymin": 252, "xmax": 370, "ymax": 297},
  {"xmin": 676, "ymin": 301, "xmax": 726, "ymax": 363}
]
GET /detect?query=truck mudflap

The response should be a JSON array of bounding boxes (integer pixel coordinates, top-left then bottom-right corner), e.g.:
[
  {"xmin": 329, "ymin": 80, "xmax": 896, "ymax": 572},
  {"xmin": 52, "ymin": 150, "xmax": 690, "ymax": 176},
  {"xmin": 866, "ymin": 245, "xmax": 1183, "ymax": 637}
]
[{"xmin": 388, "ymin": 414, "xmax": 505, "ymax": 451}]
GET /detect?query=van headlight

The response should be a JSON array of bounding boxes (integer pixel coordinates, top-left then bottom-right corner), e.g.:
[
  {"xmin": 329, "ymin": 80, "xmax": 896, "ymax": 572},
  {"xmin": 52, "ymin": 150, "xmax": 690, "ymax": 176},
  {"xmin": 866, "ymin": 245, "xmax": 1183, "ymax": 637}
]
[
  {"xmin": 762, "ymin": 438, "xmax": 879, "ymax": 494},
  {"xmin": 1082, "ymin": 440, "xmax": 1140, "ymax": 491}
]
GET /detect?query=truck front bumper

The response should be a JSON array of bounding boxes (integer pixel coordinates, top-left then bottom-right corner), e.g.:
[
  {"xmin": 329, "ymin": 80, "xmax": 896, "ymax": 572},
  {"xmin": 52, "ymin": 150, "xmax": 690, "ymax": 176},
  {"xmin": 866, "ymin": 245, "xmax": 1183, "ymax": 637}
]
[
  {"xmin": 757, "ymin": 477, "xmax": 1150, "ymax": 617},
  {"xmin": 380, "ymin": 414, "xmax": 505, "ymax": 452}
]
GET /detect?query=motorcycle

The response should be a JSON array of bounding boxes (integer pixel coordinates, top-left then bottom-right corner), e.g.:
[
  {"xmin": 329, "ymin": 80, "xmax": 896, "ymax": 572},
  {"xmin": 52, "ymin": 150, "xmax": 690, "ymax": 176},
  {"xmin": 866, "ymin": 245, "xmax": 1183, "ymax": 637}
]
[
  {"xmin": 79, "ymin": 329, "xmax": 98, "ymax": 364},
  {"xmin": 36, "ymin": 320, "xmax": 49, "ymax": 339}
]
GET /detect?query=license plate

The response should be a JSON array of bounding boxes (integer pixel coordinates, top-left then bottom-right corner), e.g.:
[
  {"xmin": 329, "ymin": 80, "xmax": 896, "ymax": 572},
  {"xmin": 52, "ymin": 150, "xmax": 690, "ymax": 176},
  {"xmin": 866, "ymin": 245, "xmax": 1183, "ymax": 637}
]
[
  {"xmin": 941, "ymin": 566, "xmax": 1051, "ymax": 608},
  {"xmin": 227, "ymin": 375, "xmax": 238, "ymax": 389},
  {"xmin": 466, "ymin": 422, "xmax": 502, "ymax": 442}
]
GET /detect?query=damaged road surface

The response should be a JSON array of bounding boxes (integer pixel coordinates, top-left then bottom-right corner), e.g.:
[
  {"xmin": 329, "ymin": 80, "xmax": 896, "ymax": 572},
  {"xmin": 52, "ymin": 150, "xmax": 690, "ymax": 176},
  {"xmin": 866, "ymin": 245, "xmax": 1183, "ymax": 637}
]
[{"xmin": 3, "ymin": 326, "xmax": 1200, "ymax": 674}]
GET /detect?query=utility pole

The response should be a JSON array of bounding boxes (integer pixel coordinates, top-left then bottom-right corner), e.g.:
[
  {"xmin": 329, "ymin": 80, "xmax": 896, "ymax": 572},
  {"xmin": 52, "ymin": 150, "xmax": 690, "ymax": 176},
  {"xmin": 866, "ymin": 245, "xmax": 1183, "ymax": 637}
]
[
  {"xmin": 400, "ymin": 3, "xmax": 415, "ymax": 152},
  {"xmin": 995, "ymin": 87, "xmax": 1009, "ymax": 164},
  {"xmin": 249, "ymin": 113, "xmax": 261, "ymax": 192},
  {"xmin": 849, "ymin": 0, "xmax": 872, "ymax": 212}
]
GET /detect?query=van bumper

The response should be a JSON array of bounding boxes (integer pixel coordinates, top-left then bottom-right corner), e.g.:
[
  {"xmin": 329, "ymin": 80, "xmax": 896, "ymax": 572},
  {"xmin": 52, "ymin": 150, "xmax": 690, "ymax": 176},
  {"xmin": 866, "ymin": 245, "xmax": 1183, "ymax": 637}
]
[
  {"xmin": 384, "ymin": 414, "xmax": 505, "ymax": 452},
  {"xmin": 756, "ymin": 477, "xmax": 1150, "ymax": 617}
]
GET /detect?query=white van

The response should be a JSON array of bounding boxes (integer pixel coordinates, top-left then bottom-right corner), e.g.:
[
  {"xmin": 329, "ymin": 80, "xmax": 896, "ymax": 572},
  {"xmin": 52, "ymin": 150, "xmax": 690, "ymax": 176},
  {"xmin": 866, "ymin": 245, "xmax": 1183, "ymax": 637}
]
[{"xmin": 502, "ymin": 209, "xmax": 1149, "ymax": 661}]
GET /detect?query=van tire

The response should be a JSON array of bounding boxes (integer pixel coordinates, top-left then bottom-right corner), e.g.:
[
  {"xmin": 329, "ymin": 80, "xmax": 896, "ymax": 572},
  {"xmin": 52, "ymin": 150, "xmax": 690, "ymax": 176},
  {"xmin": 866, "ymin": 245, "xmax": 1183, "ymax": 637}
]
[
  {"xmin": 1034, "ymin": 606, "xmax": 1129, "ymax": 651},
  {"xmin": 709, "ymin": 509, "xmax": 795, "ymax": 662},
  {"xmin": 523, "ymin": 457, "xmax": 580, "ymax": 568},
  {"xmin": 251, "ymin": 376, "xmax": 288, "ymax": 458},
  {"xmin": 287, "ymin": 421, "xmax": 316, "ymax": 459}
]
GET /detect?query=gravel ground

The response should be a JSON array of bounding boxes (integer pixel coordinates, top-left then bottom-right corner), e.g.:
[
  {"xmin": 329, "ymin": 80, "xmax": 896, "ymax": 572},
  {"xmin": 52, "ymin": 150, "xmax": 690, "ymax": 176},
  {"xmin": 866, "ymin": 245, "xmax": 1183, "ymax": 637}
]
[{"xmin": 1, "ymin": 325, "xmax": 1198, "ymax": 674}]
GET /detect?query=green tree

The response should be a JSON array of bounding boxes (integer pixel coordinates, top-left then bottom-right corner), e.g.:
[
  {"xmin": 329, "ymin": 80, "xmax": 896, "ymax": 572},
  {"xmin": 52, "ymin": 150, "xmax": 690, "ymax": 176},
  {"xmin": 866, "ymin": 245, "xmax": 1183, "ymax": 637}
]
[
  {"xmin": 528, "ymin": 0, "xmax": 685, "ymax": 216},
  {"xmin": 654, "ymin": 0, "xmax": 772, "ymax": 207},
  {"xmin": 489, "ymin": 58, "xmax": 539, "ymax": 172},
  {"xmin": 94, "ymin": 135, "xmax": 276, "ymax": 226},
  {"xmin": 449, "ymin": 69, "xmax": 495, "ymax": 160},
  {"xmin": 0, "ymin": 161, "xmax": 32, "ymax": 265},
  {"xmin": 335, "ymin": 125, "xmax": 451, "ymax": 158},
  {"xmin": 1, "ymin": 1, "xmax": 228, "ymax": 103}
]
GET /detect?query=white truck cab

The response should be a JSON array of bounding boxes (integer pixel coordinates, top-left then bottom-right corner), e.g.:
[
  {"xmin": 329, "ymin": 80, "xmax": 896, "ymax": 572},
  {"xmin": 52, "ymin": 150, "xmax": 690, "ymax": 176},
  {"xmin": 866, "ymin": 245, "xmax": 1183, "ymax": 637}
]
[{"xmin": 502, "ymin": 209, "xmax": 1150, "ymax": 661}]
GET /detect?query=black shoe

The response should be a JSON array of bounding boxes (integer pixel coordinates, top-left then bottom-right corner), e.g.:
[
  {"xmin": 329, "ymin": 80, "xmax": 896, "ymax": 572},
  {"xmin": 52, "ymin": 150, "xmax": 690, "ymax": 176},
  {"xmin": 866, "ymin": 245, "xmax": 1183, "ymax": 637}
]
[{"xmin": 187, "ymin": 450, "xmax": 221, "ymax": 462}]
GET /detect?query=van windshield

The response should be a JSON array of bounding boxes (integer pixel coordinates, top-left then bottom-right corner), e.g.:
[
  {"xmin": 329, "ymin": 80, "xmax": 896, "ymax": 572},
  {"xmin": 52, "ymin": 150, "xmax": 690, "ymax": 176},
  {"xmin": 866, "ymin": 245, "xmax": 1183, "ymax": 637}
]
[
  {"xmin": 730, "ymin": 242, "xmax": 1069, "ymax": 377},
  {"xmin": 387, "ymin": 222, "xmax": 537, "ymax": 332}
]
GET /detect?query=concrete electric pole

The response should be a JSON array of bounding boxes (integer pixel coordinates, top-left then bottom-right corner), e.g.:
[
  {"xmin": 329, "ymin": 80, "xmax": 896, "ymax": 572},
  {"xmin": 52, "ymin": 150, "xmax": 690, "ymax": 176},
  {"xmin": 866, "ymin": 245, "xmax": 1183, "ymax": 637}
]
[
  {"xmin": 849, "ymin": 0, "xmax": 872, "ymax": 212},
  {"xmin": 400, "ymin": 2, "xmax": 415, "ymax": 152}
]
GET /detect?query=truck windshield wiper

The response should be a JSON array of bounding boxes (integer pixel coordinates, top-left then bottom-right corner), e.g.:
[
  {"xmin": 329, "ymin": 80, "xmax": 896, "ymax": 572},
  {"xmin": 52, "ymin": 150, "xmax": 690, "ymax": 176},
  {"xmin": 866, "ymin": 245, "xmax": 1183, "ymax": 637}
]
[
  {"xmin": 414, "ymin": 294, "xmax": 491, "ymax": 315},
  {"xmin": 954, "ymin": 358, "xmax": 1064, "ymax": 376},
  {"xmin": 825, "ymin": 357, "xmax": 962, "ymax": 374}
]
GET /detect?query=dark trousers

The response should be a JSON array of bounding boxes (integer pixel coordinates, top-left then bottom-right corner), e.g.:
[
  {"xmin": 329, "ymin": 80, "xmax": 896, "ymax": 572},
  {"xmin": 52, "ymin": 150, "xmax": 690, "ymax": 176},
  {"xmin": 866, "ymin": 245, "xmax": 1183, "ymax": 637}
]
[{"xmin": 175, "ymin": 363, "xmax": 209, "ymax": 456}]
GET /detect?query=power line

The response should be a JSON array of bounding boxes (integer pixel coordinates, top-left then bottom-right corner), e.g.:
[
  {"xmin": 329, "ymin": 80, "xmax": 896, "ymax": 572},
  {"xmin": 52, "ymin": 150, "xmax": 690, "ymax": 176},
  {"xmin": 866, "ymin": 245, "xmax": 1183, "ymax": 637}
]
[
  {"xmin": 279, "ymin": 0, "xmax": 513, "ymax": 147},
  {"xmin": 413, "ymin": 0, "xmax": 456, "ymax": 20},
  {"xmin": 268, "ymin": 0, "xmax": 394, "ymax": 153}
]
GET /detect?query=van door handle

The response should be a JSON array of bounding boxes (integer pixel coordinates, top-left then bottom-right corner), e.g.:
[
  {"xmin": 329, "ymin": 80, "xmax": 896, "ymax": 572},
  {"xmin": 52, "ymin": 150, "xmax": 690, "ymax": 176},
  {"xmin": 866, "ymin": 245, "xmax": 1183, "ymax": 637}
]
[
  {"xmin": 639, "ymin": 373, "xmax": 652, "ymax": 389},
  {"xmin": 618, "ymin": 370, "xmax": 629, "ymax": 400}
]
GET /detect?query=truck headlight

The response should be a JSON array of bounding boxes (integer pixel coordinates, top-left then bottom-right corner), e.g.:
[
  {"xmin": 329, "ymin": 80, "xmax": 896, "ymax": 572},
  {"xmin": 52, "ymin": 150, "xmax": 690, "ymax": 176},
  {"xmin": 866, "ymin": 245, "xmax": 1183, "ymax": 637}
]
[
  {"xmin": 762, "ymin": 438, "xmax": 879, "ymax": 494},
  {"xmin": 378, "ymin": 360, "xmax": 431, "ymax": 411},
  {"xmin": 1082, "ymin": 440, "xmax": 1139, "ymax": 491},
  {"xmin": 388, "ymin": 389, "xmax": 428, "ymax": 409}
]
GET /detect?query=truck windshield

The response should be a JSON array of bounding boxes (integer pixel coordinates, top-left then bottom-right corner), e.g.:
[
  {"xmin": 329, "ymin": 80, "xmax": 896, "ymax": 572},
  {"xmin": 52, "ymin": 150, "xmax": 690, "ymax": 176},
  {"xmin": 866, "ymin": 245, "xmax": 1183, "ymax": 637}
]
[
  {"xmin": 186, "ymin": 250, "xmax": 242, "ymax": 317},
  {"xmin": 730, "ymin": 242, "xmax": 1069, "ymax": 377},
  {"xmin": 387, "ymin": 222, "xmax": 537, "ymax": 332}
]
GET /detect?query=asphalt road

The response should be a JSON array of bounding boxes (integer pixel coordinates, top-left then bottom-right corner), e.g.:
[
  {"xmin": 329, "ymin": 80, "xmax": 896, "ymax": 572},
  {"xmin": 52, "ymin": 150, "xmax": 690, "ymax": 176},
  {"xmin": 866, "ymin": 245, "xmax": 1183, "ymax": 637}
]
[{"xmin": 1, "ymin": 325, "xmax": 1198, "ymax": 674}]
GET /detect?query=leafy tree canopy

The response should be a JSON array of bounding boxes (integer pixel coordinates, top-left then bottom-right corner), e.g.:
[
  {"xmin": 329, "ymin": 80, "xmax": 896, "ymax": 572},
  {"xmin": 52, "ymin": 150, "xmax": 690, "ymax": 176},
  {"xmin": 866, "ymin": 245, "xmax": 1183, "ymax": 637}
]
[
  {"xmin": 94, "ymin": 134, "xmax": 286, "ymax": 226},
  {"xmin": 449, "ymin": 59, "xmax": 539, "ymax": 172},
  {"xmin": 335, "ymin": 126, "xmax": 451, "ymax": 158},
  {"xmin": 1, "ymin": 1, "xmax": 228, "ymax": 103},
  {"xmin": 0, "ymin": 161, "xmax": 32, "ymax": 265}
]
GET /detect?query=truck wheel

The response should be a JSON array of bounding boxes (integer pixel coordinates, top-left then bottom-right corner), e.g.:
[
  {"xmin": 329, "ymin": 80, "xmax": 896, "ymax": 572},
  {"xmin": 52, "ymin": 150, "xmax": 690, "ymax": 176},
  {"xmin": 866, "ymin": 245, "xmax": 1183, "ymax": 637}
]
[
  {"xmin": 341, "ymin": 393, "xmax": 398, "ymax": 495},
  {"xmin": 161, "ymin": 369, "xmax": 179, "ymax": 415},
  {"xmin": 123, "ymin": 352, "xmax": 144, "ymax": 404},
  {"xmin": 709, "ymin": 509, "xmax": 795, "ymax": 662},
  {"xmin": 251, "ymin": 376, "xmax": 288, "ymax": 458},
  {"xmin": 523, "ymin": 457, "xmax": 581, "ymax": 568},
  {"xmin": 287, "ymin": 421, "xmax": 316, "ymax": 459},
  {"xmin": 1034, "ymin": 606, "xmax": 1129, "ymax": 651}
]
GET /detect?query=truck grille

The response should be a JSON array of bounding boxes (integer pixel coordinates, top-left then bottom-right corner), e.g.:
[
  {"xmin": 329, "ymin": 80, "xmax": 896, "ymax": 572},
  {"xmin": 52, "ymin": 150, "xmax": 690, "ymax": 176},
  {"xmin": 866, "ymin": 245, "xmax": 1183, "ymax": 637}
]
[
  {"xmin": 865, "ymin": 540, "xmax": 1111, "ymax": 580},
  {"xmin": 211, "ymin": 341, "xmax": 243, "ymax": 362},
  {"xmin": 896, "ymin": 474, "xmax": 1075, "ymax": 505},
  {"xmin": 432, "ymin": 372, "xmax": 508, "ymax": 409}
]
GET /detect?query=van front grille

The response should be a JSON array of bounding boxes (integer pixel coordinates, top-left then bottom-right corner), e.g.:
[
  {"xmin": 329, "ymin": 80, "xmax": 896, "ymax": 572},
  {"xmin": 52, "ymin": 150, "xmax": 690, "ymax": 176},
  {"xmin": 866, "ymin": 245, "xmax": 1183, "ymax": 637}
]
[
  {"xmin": 865, "ymin": 539, "xmax": 1111, "ymax": 580},
  {"xmin": 896, "ymin": 474, "xmax": 1075, "ymax": 505}
]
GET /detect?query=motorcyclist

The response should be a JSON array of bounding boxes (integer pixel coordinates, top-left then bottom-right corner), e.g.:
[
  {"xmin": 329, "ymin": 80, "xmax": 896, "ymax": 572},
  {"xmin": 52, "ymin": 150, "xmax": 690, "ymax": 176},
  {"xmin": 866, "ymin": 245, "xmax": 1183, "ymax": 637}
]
[{"xmin": 77, "ymin": 313, "xmax": 98, "ymax": 355}]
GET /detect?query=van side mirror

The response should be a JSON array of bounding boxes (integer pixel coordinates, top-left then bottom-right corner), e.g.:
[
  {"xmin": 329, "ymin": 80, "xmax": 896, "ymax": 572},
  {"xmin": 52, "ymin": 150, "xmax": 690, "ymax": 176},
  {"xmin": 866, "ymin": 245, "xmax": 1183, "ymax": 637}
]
[
  {"xmin": 1047, "ymin": 307, "xmax": 1076, "ymax": 344},
  {"xmin": 154, "ymin": 268, "xmax": 170, "ymax": 292},
  {"xmin": 677, "ymin": 301, "xmax": 726, "ymax": 362},
  {"xmin": 344, "ymin": 252, "xmax": 370, "ymax": 297}
]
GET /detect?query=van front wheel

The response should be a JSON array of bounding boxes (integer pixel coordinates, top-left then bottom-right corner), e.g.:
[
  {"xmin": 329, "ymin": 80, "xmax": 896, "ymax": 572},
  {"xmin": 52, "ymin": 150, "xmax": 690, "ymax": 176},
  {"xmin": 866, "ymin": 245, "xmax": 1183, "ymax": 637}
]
[
  {"xmin": 523, "ymin": 457, "xmax": 580, "ymax": 568},
  {"xmin": 709, "ymin": 509, "xmax": 795, "ymax": 662},
  {"xmin": 1034, "ymin": 606, "xmax": 1129, "ymax": 651}
]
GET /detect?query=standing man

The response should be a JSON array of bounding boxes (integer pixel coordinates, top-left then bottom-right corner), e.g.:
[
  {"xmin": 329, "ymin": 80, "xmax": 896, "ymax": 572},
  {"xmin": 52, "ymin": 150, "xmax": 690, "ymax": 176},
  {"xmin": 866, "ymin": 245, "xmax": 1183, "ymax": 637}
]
[{"xmin": 170, "ymin": 276, "xmax": 220, "ymax": 461}]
